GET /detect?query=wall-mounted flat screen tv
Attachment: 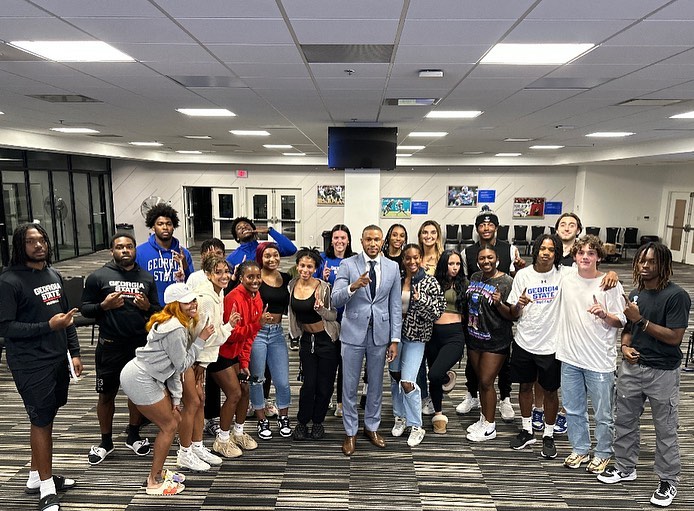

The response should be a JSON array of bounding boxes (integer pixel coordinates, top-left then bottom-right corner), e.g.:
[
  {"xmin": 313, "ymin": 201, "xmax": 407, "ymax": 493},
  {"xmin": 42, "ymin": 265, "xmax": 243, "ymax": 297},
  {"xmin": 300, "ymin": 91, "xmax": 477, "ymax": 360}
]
[{"xmin": 328, "ymin": 127, "xmax": 397, "ymax": 170}]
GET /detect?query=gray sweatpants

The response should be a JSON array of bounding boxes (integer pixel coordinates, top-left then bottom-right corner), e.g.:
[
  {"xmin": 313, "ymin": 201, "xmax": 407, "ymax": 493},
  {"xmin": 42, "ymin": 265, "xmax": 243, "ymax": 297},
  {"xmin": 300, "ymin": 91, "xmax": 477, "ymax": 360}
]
[{"xmin": 613, "ymin": 361, "xmax": 680, "ymax": 485}]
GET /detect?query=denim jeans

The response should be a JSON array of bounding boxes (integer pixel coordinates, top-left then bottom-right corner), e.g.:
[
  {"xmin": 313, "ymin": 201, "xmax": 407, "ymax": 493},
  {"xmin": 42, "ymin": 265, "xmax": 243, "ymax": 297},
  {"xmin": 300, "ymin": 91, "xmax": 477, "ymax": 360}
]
[
  {"xmin": 561, "ymin": 362, "xmax": 615, "ymax": 459},
  {"xmin": 249, "ymin": 323, "xmax": 291, "ymax": 410},
  {"xmin": 389, "ymin": 339, "xmax": 426, "ymax": 427}
]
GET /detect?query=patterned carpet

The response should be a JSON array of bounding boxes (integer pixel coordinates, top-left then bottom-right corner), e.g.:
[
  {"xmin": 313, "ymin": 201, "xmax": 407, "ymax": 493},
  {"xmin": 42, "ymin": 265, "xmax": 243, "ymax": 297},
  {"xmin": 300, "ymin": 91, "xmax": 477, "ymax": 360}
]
[{"xmin": 0, "ymin": 250, "xmax": 692, "ymax": 510}]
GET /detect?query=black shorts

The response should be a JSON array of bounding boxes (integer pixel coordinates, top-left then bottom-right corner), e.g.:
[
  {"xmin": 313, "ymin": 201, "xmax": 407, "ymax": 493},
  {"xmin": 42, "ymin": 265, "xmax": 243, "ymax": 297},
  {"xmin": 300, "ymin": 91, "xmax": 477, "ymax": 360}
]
[
  {"xmin": 95, "ymin": 337, "xmax": 139, "ymax": 394},
  {"xmin": 510, "ymin": 342, "xmax": 561, "ymax": 392},
  {"xmin": 12, "ymin": 359, "xmax": 70, "ymax": 427},
  {"xmin": 207, "ymin": 354, "xmax": 239, "ymax": 373}
]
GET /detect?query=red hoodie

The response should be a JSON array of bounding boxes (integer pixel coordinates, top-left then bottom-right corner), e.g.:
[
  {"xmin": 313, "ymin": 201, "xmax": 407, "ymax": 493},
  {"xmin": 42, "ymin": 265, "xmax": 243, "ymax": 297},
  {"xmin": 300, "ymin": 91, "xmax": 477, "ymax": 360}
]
[{"xmin": 221, "ymin": 284, "xmax": 263, "ymax": 369}]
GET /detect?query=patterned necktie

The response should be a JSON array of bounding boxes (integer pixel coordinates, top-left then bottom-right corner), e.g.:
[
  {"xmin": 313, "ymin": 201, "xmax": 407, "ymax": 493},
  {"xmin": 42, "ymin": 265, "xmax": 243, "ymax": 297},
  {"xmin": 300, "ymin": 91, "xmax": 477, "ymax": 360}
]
[{"xmin": 369, "ymin": 260, "xmax": 377, "ymax": 300}]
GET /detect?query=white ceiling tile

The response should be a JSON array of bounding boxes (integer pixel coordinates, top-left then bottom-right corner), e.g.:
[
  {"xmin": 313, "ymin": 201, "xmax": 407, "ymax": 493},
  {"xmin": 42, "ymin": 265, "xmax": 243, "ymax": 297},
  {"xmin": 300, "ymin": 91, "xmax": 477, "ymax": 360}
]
[
  {"xmin": 407, "ymin": 0, "xmax": 536, "ymax": 20},
  {"xmin": 64, "ymin": 18, "xmax": 194, "ymax": 44},
  {"xmin": 578, "ymin": 45, "xmax": 691, "ymax": 65},
  {"xmin": 0, "ymin": 0, "xmax": 51, "ymax": 16},
  {"xmin": 548, "ymin": 64, "xmax": 643, "ymax": 79},
  {"xmin": 291, "ymin": 19, "xmax": 399, "ymax": 44},
  {"xmin": 608, "ymin": 20, "xmax": 694, "ymax": 45},
  {"xmin": 315, "ymin": 77, "xmax": 387, "ymax": 90},
  {"xmin": 115, "ymin": 43, "xmax": 216, "ymax": 63},
  {"xmin": 30, "ymin": 0, "xmax": 165, "ymax": 17},
  {"xmin": 148, "ymin": 62, "xmax": 235, "ymax": 76},
  {"xmin": 526, "ymin": 0, "xmax": 671, "ymax": 20},
  {"xmin": 648, "ymin": 1, "xmax": 694, "ymax": 20},
  {"xmin": 229, "ymin": 62, "xmax": 310, "ymax": 79},
  {"xmin": 155, "ymin": 0, "xmax": 282, "ymax": 18},
  {"xmin": 504, "ymin": 20, "xmax": 634, "ymax": 44},
  {"xmin": 400, "ymin": 20, "xmax": 515, "ymax": 45},
  {"xmin": 176, "ymin": 19, "xmax": 294, "ymax": 44},
  {"xmin": 310, "ymin": 63, "xmax": 390, "ymax": 78},
  {"xmin": 0, "ymin": 17, "xmax": 84, "ymax": 39},
  {"xmin": 242, "ymin": 77, "xmax": 316, "ymax": 90},
  {"xmin": 283, "ymin": 0, "xmax": 405, "ymax": 19},
  {"xmin": 208, "ymin": 44, "xmax": 304, "ymax": 64},
  {"xmin": 395, "ymin": 45, "xmax": 490, "ymax": 65}
]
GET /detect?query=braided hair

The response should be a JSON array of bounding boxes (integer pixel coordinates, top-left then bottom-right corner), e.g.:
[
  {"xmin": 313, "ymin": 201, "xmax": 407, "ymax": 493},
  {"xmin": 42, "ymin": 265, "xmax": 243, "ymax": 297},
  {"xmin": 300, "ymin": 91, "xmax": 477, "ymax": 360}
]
[
  {"xmin": 632, "ymin": 242, "xmax": 672, "ymax": 291},
  {"xmin": 10, "ymin": 223, "xmax": 52, "ymax": 266}
]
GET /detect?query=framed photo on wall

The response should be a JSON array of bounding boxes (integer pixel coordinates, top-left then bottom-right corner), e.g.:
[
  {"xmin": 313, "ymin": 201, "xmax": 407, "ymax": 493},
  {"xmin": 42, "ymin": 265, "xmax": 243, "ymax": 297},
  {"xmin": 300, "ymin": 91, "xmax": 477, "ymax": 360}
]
[
  {"xmin": 317, "ymin": 184, "xmax": 345, "ymax": 206},
  {"xmin": 513, "ymin": 197, "xmax": 545, "ymax": 218},
  {"xmin": 447, "ymin": 185, "xmax": 478, "ymax": 207},
  {"xmin": 381, "ymin": 197, "xmax": 411, "ymax": 218}
]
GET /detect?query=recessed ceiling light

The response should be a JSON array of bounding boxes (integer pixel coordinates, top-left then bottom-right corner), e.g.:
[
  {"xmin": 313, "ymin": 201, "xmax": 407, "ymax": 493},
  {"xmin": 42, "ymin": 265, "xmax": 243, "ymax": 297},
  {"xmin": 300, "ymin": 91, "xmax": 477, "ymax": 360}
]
[
  {"xmin": 530, "ymin": 145, "xmax": 565, "ymax": 150},
  {"xmin": 50, "ymin": 127, "xmax": 99, "ymax": 134},
  {"xmin": 282, "ymin": 152, "xmax": 305, "ymax": 156},
  {"xmin": 177, "ymin": 108, "xmax": 236, "ymax": 117},
  {"xmin": 398, "ymin": 145, "xmax": 425, "ymax": 150},
  {"xmin": 0, "ymin": 111, "xmax": 4, "ymax": 115},
  {"xmin": 176, "ymin": 150, "xmax": 202, "ymax": 154},
  {"xmin": 263, "ymin": 144, "xmax": 293, "ymax": 149},
  {"xmin": 397, "ymin": 153, "xmax": 413, "ymax": 157},
  {"xmin": 408, "ymin": 132, "xmax": 448, "ymax": 138},
  {"xmin": 586, "ymin": 132, "xmax": 634, "ymax": 138},
  {"xmin": 418, "ymin": 69, "xmax": 444, "ymax": 78},
  {"xmin": 425, "ymin": 110, "xmax": 482, "ymax": 119},
  {"xmin": 481, "ymin": 43, "xmax": 594, "ymax": 65},
  {"xmin": 129, "ymin": 141, "xmax": 163, "ymax": 146},
  {"xmin": 670, "ymin": 111, "xmax": 694, "ymax": 119},
  {"xmin": 230, "ymin": 130, "xmax": 270, "ymax": 136},
  {"xmin": 385, "ymin": 98, "xmax": 440, "ymax": 106},
  {"xmin": 495, "ymin": 152, "xmax": 522, "ymax": 157},
  {"xmin": 504, "ymin": 137, "xmax": 533, "ymax": 142},
  {"xmin": 9, "ymin": 40, "xmax": 134, "ymax": 62},
  {"xmin": 184, "ymin": 135, "xmax": 212, "ymax": 139}
]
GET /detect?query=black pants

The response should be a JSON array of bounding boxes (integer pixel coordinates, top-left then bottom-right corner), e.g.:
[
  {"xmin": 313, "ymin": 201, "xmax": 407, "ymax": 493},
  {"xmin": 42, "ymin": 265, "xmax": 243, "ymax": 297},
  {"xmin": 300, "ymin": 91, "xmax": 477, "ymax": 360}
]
[
  {"xmin": 426, "ymin": 323, "xmax": 465, "ymax": 412},
  {"xmin": 465, "ymin": 345, "xmax": 512, "ymax": 400},
  {"xmin": 297, "ymin": 331, "xmax": 339, "ymax": 425}
]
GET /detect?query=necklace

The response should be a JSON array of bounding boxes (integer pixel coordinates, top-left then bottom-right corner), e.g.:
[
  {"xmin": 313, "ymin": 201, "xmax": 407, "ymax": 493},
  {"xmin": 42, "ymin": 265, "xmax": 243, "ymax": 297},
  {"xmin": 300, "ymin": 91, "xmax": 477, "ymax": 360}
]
[{"xmin": 481, "ymin": 270, "xmax": 500, "ymax": 283}]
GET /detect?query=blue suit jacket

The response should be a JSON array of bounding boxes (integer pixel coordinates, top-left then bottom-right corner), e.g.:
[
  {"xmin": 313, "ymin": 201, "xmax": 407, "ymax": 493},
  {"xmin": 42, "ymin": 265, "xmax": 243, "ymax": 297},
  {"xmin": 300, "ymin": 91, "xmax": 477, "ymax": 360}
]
[{"xmin": 331, "ymin": 254, "xmax": 402, "ymax": 347}]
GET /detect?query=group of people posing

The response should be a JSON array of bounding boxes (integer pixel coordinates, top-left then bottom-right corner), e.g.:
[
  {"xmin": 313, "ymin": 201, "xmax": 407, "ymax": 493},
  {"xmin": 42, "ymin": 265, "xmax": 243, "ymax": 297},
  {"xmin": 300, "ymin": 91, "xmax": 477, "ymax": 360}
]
[{"xmin": 0, "ymin": 203, "xmax": 689, "ymax": 509}]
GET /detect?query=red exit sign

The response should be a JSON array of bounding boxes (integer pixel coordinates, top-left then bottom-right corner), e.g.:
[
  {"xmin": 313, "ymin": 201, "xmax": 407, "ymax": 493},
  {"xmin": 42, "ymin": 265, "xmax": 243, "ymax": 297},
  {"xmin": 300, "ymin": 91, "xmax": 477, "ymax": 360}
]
[{"xmin": 236, "ymin": 169, "xmax": 248, "ymax": 178}]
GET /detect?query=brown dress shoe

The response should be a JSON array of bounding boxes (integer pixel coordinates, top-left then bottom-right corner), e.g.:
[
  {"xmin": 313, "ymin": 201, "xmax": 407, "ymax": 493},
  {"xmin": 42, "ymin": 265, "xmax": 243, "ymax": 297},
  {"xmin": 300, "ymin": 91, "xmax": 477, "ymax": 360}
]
[
  {"xmin": 342, "ymin": 435, "xmax": 356, "ymax": 456},
  {"xmin": 363, "ymin": 429, "xmax": 386, "ymax": 448}
]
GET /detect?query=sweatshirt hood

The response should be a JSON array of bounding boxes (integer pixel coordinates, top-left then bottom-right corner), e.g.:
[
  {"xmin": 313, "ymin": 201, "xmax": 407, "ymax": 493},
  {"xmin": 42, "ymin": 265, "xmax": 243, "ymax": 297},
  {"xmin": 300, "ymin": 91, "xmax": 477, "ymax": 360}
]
[
  {"xmin": 149, "ymin": 317, "xmax": 186, "ymax": 337},
  {"xmin": 147, "ymin": 233, "xmax": 180, "ymax": 253}
]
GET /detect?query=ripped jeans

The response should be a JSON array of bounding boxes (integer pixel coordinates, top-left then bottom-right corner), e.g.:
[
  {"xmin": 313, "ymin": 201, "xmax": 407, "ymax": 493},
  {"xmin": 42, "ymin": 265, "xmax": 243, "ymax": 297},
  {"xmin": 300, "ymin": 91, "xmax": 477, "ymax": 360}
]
[
  {"xmin": 389, "ymin": 338, "xmax": 426, "ymax": 428},
  {"xmin": 249, "ymin": 323, "xmax": 291, "ymax": 410}
]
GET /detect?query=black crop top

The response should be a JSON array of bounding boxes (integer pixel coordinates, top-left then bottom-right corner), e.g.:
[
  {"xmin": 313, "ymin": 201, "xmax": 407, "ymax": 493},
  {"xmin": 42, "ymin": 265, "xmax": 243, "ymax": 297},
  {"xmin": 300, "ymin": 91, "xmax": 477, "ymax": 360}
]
[
  {"xmin": 259, "ymin": 272, "xmax": 291, "ymax": 314},
  {"xmin": 291, "ymin": 288, "xmax": 323, "ymax": 324}
]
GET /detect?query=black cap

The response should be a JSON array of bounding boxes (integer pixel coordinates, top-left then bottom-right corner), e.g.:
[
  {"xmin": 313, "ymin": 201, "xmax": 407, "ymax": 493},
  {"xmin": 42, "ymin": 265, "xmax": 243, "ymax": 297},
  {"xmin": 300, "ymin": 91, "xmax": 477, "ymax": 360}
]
[{"xmin": 475, "ymin": 212, "xmax": 499, "ymax": 227}]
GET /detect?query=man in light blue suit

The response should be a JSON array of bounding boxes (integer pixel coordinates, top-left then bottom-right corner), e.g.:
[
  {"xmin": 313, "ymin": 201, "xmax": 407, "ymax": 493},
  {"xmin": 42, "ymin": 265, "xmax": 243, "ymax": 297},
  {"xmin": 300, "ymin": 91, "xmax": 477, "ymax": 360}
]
[{"xmin": 332, "ymin": 225, "xmax": 402, "ymax": 456}]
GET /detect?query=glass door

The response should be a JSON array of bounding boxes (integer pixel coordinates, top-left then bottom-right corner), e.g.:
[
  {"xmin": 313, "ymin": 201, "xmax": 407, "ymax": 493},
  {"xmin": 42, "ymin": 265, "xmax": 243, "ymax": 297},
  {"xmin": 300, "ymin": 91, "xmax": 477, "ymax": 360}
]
[
  {"xmin": 183, "ymin": 187, "xmax": 195, "ymax": 249},
  {"xmin": 212, "ymin": 188, "xmax": 239, "ymax": 248},
  {"xmin": 665, "ymin": 191, "xmax": 694, "ymax": 264},
  {"xmin": 90, "ymin": 174, "xmax": 107, "ymax": 250},
  {"xmin": 246, "ymin": 188, "xmax": 301, "ymax": 243}
]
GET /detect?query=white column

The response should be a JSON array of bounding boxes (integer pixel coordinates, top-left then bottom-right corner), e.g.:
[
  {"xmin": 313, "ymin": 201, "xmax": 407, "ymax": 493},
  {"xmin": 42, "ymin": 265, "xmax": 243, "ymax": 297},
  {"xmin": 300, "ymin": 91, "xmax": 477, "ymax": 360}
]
[{"xmin": 344, "ymin": 168, "xmax": 381, "ymax": 233}]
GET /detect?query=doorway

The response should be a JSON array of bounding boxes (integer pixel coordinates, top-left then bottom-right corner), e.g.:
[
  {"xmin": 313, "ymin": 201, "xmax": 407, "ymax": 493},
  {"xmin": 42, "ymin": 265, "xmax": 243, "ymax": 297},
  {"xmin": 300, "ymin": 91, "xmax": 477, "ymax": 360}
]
[
  {"xmin": 246, "ymin": 188, "xmax": 301, "ymax": 243},
  {"xmin": 664, "ymin": 191, "xmax": 694, "ymax": 264}
]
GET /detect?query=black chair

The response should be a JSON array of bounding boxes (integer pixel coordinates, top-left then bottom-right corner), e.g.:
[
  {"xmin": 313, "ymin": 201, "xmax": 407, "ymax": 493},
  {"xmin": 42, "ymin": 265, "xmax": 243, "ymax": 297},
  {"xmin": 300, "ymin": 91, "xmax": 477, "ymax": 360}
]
[
  {"xmin": 512, "ymin": 225, "xmax": 530, "ymax": 255},
  {"xmin": 530, "ymin": 225, "xmax": 545, "ymax": 247},
  {"xmin": 622, "ymin": 227, "xmax": 640, "ymax": 258},
  {"xmin": 62, "ymin": 275, "xmax": 98, "ymax": 345},
  {"xmin": 548, "ymin": 226, "xmax": 556, "ymax": 235},
  {"xmin": 586, "ymin": 226, "xmax": 600, "ymax": 237},
  {"xmin": 497, "ymin": 225, "xmax": 510, "ymax": 242},
  {"xmin": 459, "ymin": 224, "xmax": 475, "ymax": 248},
  {"xmin": 444, "ymin": 224, "xmax": 459, "ymax": 250}
]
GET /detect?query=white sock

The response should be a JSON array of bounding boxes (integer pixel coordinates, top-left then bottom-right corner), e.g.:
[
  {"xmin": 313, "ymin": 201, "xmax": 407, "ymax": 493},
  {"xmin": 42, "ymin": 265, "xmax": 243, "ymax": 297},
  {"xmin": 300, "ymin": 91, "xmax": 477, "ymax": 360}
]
[
  {"xmin": 217, "ymin": 429, "xmax": 230, "ymax": 441},
  {"xmin": 521, "ymin": 416, "xmax": 532, "ymax": 433},
  {"xmin": 534, "ymin": 406, "xmax": 544, "ymax": 412},
  {"xmin": 27, "ymin": 470, "xmax": 40, "ymax": 488},
  {"xmin": 544, "ymin": 424, "xmax": 555, "ymax": 438},
  {"xmin": 179, "ymin": 444, "xmax": 190, "ymax": 452},
  {"xmin": 233, "ymin": 423, "xmax": 244, "ymax": 435},
  {"xmin": 483, "ymin": 420, "xmax": 496, "ymax": 432},
  {"xmin": 192, "ymin": 440, "xmax": 204, "ymax": 449},
  {"xmin": 39, "ymin": 477, "xmax": 57, "ymax": 499}
]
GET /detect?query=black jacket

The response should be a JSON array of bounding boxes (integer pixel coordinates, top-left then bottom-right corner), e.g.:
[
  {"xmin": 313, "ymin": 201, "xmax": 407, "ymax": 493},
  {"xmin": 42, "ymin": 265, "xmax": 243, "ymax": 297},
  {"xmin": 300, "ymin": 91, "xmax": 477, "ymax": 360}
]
[
  {"xmin": 81, "ymin": 261, "xmax": 161, "ymax": 344},
  {"xmin": 0, "ymin": 264, "xmax": 80, "ymax": 370}
]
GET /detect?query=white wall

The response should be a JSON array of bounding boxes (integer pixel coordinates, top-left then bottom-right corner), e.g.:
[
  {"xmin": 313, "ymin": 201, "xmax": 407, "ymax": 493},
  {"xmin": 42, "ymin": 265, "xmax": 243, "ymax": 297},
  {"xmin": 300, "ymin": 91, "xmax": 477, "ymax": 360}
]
[{"xmin": 113, "ymin": 159, "xmax": 661, "ymax": 249}]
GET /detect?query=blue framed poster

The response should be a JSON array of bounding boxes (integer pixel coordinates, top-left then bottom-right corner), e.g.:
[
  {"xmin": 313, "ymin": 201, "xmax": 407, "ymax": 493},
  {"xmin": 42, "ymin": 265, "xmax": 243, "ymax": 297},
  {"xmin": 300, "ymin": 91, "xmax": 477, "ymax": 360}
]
[
  {"xmin": 477, "ymin": 190, "xmax": 496, "ymax": 203},
  {"xmin": 544, "ymin": 202, "xmax": 563, "ymax": 215},
  {"xmin": 411, "ymin": 201, "xmax": 429, "ymax": 215}
]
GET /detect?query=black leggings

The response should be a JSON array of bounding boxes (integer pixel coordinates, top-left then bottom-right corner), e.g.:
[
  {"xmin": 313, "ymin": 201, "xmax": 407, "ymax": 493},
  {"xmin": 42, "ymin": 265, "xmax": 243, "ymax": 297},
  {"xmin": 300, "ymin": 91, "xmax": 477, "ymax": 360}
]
[
  {"xmin": 465, "ymin": 346, "xmax": 512, "ymax": 400},
  {"xmin": 297, "ymin": 331, "xmax": 340, "ymax": 425},
  {"xmin": 426, "ymin": 323, "xmax": 465, "ymax": 413}
]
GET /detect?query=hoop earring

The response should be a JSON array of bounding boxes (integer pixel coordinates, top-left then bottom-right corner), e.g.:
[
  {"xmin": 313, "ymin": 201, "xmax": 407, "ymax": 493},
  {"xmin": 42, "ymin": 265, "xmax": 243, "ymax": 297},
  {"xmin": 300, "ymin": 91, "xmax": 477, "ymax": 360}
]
[{"xmin": 496, "ymin": 260, "xmax": 500, "ymax": 268}]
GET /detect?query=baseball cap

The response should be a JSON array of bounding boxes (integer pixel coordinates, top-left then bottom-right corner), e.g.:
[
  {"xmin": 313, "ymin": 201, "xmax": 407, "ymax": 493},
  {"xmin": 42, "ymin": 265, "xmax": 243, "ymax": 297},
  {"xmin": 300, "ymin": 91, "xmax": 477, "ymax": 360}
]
[{"xmin": 164, "ymin": 283, "xmax": 196, "ymax": 304}]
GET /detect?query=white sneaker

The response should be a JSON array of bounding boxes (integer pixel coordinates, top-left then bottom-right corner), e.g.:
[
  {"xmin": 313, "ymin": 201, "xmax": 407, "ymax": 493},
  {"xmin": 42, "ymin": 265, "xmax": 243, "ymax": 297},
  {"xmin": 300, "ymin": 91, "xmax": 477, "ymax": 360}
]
[
  {"xmin": 498, "ymin": 397, "xmax": 515, "ymax": 422},
  {"xmin": 456, "ymin": 392, "xmax": 480, "ymax": 414},
  {"xmin": 177, "ymin": 448, "xmax": 210, "ymax": 471},
  {"xmin": 466, "ymin": 416, "xmax": 484, "ymax": 434},
  {"xmin": 334, "ymin": 403, "xmax": 343, "ymax": 417},
  {"xmin": 466, "ymin": 422, "xmax": 497, "ymax": 442},
  {"xmin": 421, "ymin": 396, "xmax": 435, "ymax": 415},
  {"xmin": 192, "ymin": 444, "xmax": 223, "ymax": 466},
  {"xmin": 407, "ymin": 425, "xmax": 426, "ymax": 447},
  {"xmin": 391, "ymin": 416, "xmax": 407, "ymax": 437}
]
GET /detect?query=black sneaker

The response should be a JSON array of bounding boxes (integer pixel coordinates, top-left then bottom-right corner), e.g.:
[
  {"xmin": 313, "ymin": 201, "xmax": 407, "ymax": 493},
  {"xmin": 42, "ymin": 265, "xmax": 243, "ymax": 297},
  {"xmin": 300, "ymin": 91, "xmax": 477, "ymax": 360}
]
[
  {"xmin": 277, "ymin": 415, "xmax": 292, "ymax": 438},
  {"xmin": 289, "ymin": 337, "xmax": 299, "ymax": 351},
  {"xmin": 541, "ymin": 436, "xmax": 557, "ymax": 459},
  {"xmin": 311, "ymin": 423, "xmax": 325, "ymax": 440},
  {"xmin": 257, "ymin": 419, "xmax": 272, "ymax": 440},
  {"xmin": 650, "ymin": 480, "xmax": 677, "ymax": 507},
  {"xmin": 510, "ymin": 429, "xmax": 536, "ymax": 450},
  {"xmin": 292, "ymin": 423, "xmax": 309, "ymax": 441}
]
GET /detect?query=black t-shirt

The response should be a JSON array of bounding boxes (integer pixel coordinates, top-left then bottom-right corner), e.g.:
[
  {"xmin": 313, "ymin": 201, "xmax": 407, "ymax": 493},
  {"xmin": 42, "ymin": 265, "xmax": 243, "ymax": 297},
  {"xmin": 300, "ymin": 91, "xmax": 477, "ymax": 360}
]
[
  {"xmin": 628, "ymin": 283, "xmax": 691, "ymax": 370},
  {"xmin": 259, "ymin": 272, "xmax": 291, "ymax": 314},
  {"xmin": 464, "ymin": 240, "xmax": 513, "ymax": 277}
]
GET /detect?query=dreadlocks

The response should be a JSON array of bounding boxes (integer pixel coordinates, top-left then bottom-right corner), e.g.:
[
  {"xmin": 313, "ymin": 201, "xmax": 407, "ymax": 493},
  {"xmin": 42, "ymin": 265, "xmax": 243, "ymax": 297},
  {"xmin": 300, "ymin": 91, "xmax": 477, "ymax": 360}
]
[
  {"xmin": 10, "ymin": 223, "xmax": 53, "ymax": 266},
  {"xmin": 632, "ymin": 242, "xmax": 672, "ymax": 291}
]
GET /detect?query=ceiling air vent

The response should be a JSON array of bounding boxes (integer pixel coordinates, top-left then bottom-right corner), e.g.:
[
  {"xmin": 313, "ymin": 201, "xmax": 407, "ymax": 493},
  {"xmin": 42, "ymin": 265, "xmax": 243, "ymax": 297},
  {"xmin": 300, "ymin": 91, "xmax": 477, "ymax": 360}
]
[
  {"xmin": 301, "ymin": 44, "xmax": 393, "ymax": 63},
  {"xmin": 27, "ymin": 94, "xmax": 102, "ymax": 103}
]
